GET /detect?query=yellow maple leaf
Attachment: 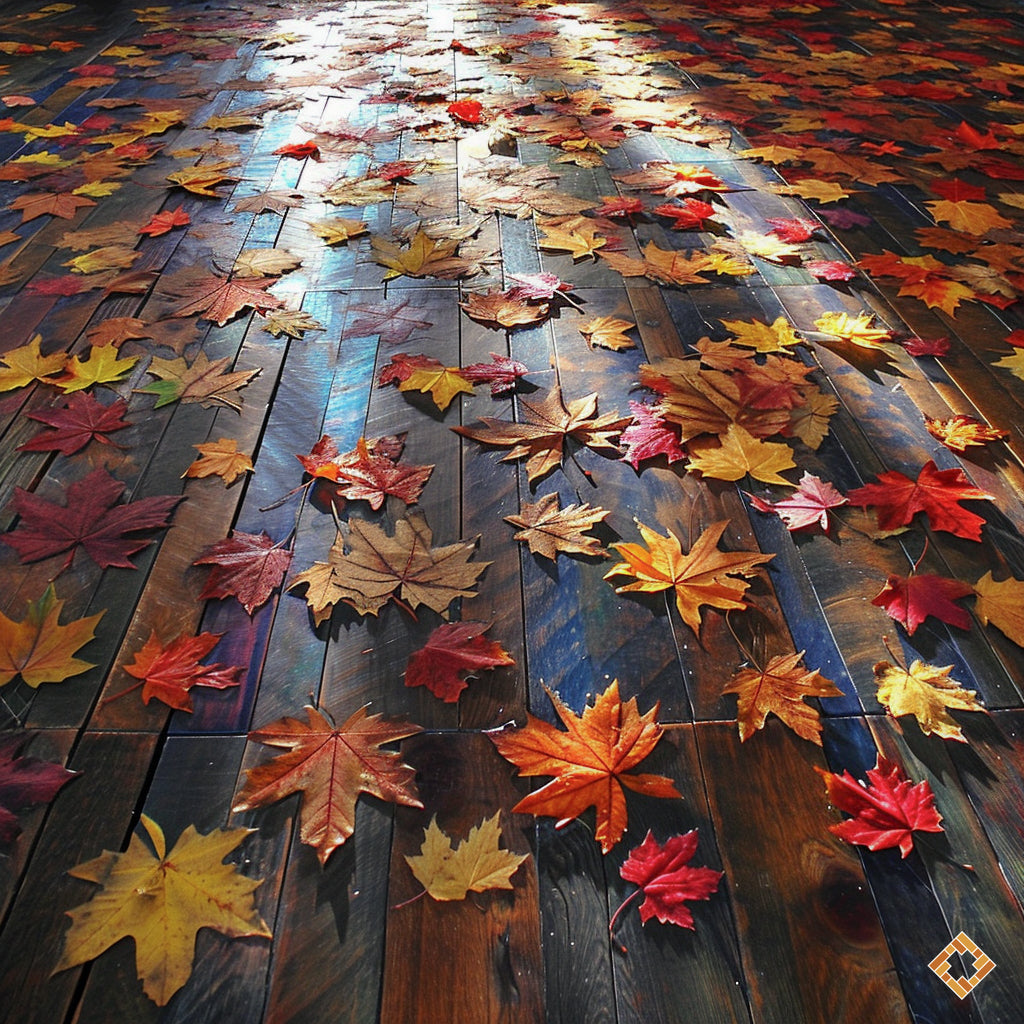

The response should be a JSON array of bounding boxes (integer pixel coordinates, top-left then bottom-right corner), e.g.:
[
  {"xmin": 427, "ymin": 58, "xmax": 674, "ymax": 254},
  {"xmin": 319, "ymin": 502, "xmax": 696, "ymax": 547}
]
[
  {"xmin": 730, "ymin": 230, "xmax": 802, "ymax": 264},
  {"xmin": 404, "ymin": 814, "xmax": 529, "ymax": 902},
  {"xmin": 55, "ymin": 815, "xmax": 270, "ymax": 1006},
  {"xmin": 925, "ymin": 199, "xmax": 1013, "ymax": 236},
  {"xmin": 686, "ymin": 423, "xmax": 796, "ymax": 485},
  {"xmin": 62, "ymin": 245, "xmax": 141, "ymax": 275},
  {"xmin": 55, "ymin": 345, "xmax": 139, "ymax": 394},
  {"xmin": 993, "ymin": 348, "xmax": 1024, "ymax": 381},
  {"xmin": 973, "ymin": 571, "xmax": 1024, "ymax": 645},
  {"xmin": 605, "ymin": 519, "xmax": 773, "ymax": 633},
  {"xmin": 306, "ymin": 217, "xmax": 369, "ymax": 245},
  {"xmin": 814, "ymin": 311, "xmax": 892, "ymax": 348},
  {"xmin": 772, "ymin": 179, "xmax": 850, "ymax": 203},
  {"xmin": 0, "ymin": 334, "xmax": 66, "ymax": 391},
  {"xmin": 166, "ymin": 162, "xmax": 239, "ymax": 197},
  {"xmin": 399, "ymin": 365, "xmax": 474, "ymax": 411},
  {"xmin": 182, "ymin": 438, "xmax": 254, "ymax": 486},
  {"xmin": 874, "ymin": 659, "xmax": 985, "ymax": 742},
  {"xmin": 537, "ymin": 217, "xmax": 607, "ymax": 260},
  {"xmin": 371, "ymin": 230, "xmax": 463, "ymax": 280},
  {"xmin": 720, "ymin": 316, "xmax": 802, "ymax": 353},
  {"xmin": 578, "ymin": 315, "xmax": 636, "ymax": 351},
  {"xmin": 787, "ymin": 388, "xmax": 838, "ymax": 450}
]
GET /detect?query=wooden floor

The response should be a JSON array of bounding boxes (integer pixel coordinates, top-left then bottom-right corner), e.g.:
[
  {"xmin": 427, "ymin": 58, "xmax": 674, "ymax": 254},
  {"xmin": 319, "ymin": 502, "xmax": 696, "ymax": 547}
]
[{"xmin": 1, "ymin": 0, "xmax": 1023, "ymax": 1020}]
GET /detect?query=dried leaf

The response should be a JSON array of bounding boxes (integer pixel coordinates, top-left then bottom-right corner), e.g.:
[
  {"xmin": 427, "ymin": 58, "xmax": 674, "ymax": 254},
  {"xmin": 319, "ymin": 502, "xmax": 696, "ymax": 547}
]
[
  {"xmin": 139, "ymin": 352, "xmax": 260, "ymax": 411},
  {"xmin": 19, "ymin": 393, "xmax": 130, "ymax": 455},
  {"xmin": 973, "ymin": 572, "xmax": 1024, "ymax": 645},
  {"xmin": 258, "ymin": 309, "xmax": 325, "ymax": 339},
  {"xmin": 232, "ymin": 248, "xmax": 301, "ymax": 278},
  {"xmin": 182, "ymin": 438, "xmax": 254, "ymax": 485},
  {"xmin": 459, "ymin": 289, "xmax": 549, "ymax": 329},
  {"xmin": 0, "ymin": 334, "xmax": 66, "ymax": 391},
  {"xmin": 504, "ymin": 492, "xmax": 609, "ymax": 560},
  {"xmin": 170, "ymin": 274, "xmax": 283, "ymax": 326},
  {"xmin": 578, "ymin": 315, "xmax": 636, "ymax": 351}
]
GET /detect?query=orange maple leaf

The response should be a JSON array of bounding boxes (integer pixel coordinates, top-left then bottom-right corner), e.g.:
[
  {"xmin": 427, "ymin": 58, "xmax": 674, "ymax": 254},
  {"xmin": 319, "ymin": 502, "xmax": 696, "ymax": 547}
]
[{"xmin": 489, "ymin": 680, "xmax": 680, "ymax": 853}]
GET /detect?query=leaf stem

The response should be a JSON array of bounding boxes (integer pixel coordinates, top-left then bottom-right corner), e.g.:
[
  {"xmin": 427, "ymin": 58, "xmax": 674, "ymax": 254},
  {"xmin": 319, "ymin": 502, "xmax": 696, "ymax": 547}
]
[
  {"xmin": 608, "ymin": 887, "xmax": 642, "ymax": 953},
  {"xmin": 391, "ymin": 888, "xmax": 428, "ymax": 910},
  {"xmin": 96, "ymin": 678, "xmax": 145, "ymax": 710}
]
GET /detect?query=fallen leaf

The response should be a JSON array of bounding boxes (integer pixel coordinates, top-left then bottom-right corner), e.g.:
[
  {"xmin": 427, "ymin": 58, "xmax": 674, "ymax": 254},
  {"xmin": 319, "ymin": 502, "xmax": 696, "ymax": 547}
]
[
  {"xmin": 273, "ymin": 140, "xmax": 320, "ymax": 160},
  {"xmin": 0, "ymin": 584, "xmax": 103, "ymax": 689},
  {"xmin": 871, "ymin": 573, "xmax": 973, "ymax": 635},
  {"xmin": 720, "ymin": 316, "xmax": 802, "ymax": 353},
  {"xmin": 874, "ymin": 659, "xmax": 984, "ymax": 742},
  {"xmin": 814, "ymin": 311, "xmax": 891, "ymax": 348},
  {"xmin": 287, "ymin": 512, "xmax": 488, "ymax": 624},
  {"xmin": 138, "ymin": 352, "xmax": 261, "ymax": 411},
  {"xmin": 686, "ymin": 423, "xmax": 796, "ymax": 486},
  {"xmin": 9, "ymin": 191, "xmax": 95, "ymax": 223},
  {"xmin": 56, "ymin": 815, "xmax": 270, "ymax": 1005},
  {"xmin": 973, "ymin": 571, "xmax": 1024, "ymax": 645},
  {"xmin": 0, "ymin": 334, "xmax": 66, "ymax": 391},
  {"xmin": 329, "ymin": 437, "xmax": 434, "ymax": 510},
  {"xmin": 504, "ymin": 492, "xmax": 609, "ymax": 560},
  {"xmin": 746, "ymin": 472, "xmax": 847, "ymax": 532},
  {"xmin": 405, "ymin": 621, "xmax": 514, "ymax": 702},
  {"xmin": 0, "ymin": 732, "xmax": 76, "ymax": 844},
  {"xmin": 345, "ymin": 297, "xmax": 433, "ymax": 346},
  {"xmin": 1, "ymin": 468, "xmax": 181, "ymax": 572},
  {"xmin": 460, "ymin": 353, "xmax": 530, "ymax": 396},
  {"xmin": 924, "ymin": 199, "xmax": 1012, "ymax": 235},
  {"xmin": 447, "ymin": 98, "xmax": 484, "ymax": 124},
  {"xmin": 170, "ymin": 274, "xmax": 283, "ymax": 326},
  {"xmin": 230, "ymin": 189, "xmax": 304, "ymax": 214},
  {"xmin": 399, "ymin": 364, "xmax": 474, "ymax": 411},
  {"xmin": 306, "ymin": 217, "xmax": 368, "ymax": 245},
  {"xmin": 578, "ymin": 315, "xmax": 636, "ymax": 351},
  {"xmin": 232, "ymin": 248, "xmax": 302, "ymax": 278},
  {"xmin": 54, "ymin": 345, "xmax": 139, "ymax": 394},
  {"xmin": 605, "ymin": 519, "xmax": 773, "ymax": 634},
  {"xmin": 818, "ymin": 756, "xmax": 943, "ymax": 858},
  {"xmin": 232, "ymin": 704, "xmax": 423, "ymax": 863},
  {"xmin": 62, "ymin": 245, "xmax": 140, "ymax": 276},
  {"xmin": 194, "ymin": 531, "xmax": 293, "ymax": 616},
  {"xmin": 405, "ymin": 814, "xmax": 527, "ymax": 901},
  {"xmin": 924, "ymin": 415, "xmax": 1008, "ymax": 451},
  {"xmin": 85, "ymin": 317, "xmax": 152, "ymax": 348},
  {"xmin": 258, "ymin": 308, "xmax": 325, "ymax": 339},
  {"xmin": 19, "ymin": 393, "xmax": 130, "ymax": 455},
  {"xmin": 537, "ymin": 217, "xmax": 607, "ymax": 259},
  {"xmin": 139, "ymin": 206, "xmax": 189, "ymax": 236},
  {"xmin": 723, "ymin": 651, "xmax": 843, "ymax": 744},
  {"xmin": 491, "ymin": 680, "xmax": 679, "ymax": 853},
  {"xmin": 182, "ymin": 438, "xmax": 253, "ymax": 485},
  {"xmin": 372, "ymin": 230, "xmax": 470, "ymax": 281},
  {"xmin": 166, "ymin": 163, "xmax": 239, "ymax": 197},
  {"xmin": 846, "ymin": 460, "xmax": 993, "ymax": 541},
  {"xmin": 652, "ymin": 198, "xmax": 716, "ymax": 230},
  {"xmin": 459, "ymin": 289, "xmax": 549, "ymax": 329}
]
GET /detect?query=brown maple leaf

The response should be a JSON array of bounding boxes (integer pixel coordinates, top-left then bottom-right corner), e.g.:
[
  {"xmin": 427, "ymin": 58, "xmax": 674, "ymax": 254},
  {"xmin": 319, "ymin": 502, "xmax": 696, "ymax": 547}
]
[
  {"xmin": 504, "ymin": 492, "xmax": 610, "ymax": 560},
  {"xmin": 10, "ymin": 192, "xmax": 96, "ymax": 223},
  {"xmin": 454, "ymin": 386, "xmax": 628, "ymax": 483},
  {"xmin": 182, "ymin": 438, "xmax": 254, "ymax": 485},
  {"xmin": 578, "ymin": 315, "xmax": 636, "ymax": 351},
  {"xmin": 233, "ymin": 704, "xmax": 423, "ymax": 864},
  {"xmin": 458, "ymin": 289, "xmax": 549, "ymax": 329},
  {"xmin": 138, "ymin": 353, "xmax": 261, "ymax": 411},
  {"xmin": 169, "ymin": 274, "xmax": 283, "ymax": 326},
  {"xmin": 490, "ymin": 680, "xmax": 681, "ymax": 854}
]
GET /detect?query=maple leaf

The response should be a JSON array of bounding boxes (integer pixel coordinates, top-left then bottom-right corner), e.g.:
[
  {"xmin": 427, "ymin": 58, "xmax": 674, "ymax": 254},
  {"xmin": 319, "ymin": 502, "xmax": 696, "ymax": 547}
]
[
  {"xmin": 813, "ymin": 311, "xmax": 891, "ymax": 348},
  {"xmin": 846, "ymin": 460, "xmax": 993, "ymax": 541},
  {"xmin": 611, "ymin": 830, "xmax": 721, "ymax": 934},
  {"xmin": 19, "ymin": 393, "xmax": 130, "ymax": 455},
  {"xmin": 182, "ymin": 437, "xmax": 254, "ymax": 486},
  {"xmin": 447, "ymin": 98, "xmax": 484, "ymax": 124},
  {"xmin": 296, "ymin": 434, "xmax": 344, "ymax": 481},
  {"xmin": 372, "ymin": 230, "xmax": 469, "ymax": 281},
  {"xmin": 54, "ymin": 345, "xmax": 139, "ymax": 394},
  {"xmin": 900, "ymin": 335, "xmax": 952, "ymax": 357},
  {"xmin": 9, "ymin": 191, "xmax": 95, "ymax": 223},
  {"xmin": 0, "ymin": 584, "xmax": 103, "ymax": 689},
  {"xmin": 0, "ymin": 732, "xmax": 76, "ymax": 844},
  {"xmin": 746, "ymin": 472, "xmax": 847, "ymax": 532},
  {"xmin": 818, "ymin": 756, "xmax": 943, "ymax": 858},
  {"xmin": 63, "ymin": 245, "xmax": 140, "ymax": 276},
  {"xmin": 166, "ymin": 163, "xmax": 239, "ymax": 197},
  {"xmin": 723, "ymin": 651, "xmax": 843, "ymax": 744},
  {"xmin": 766, "ymin": 217, "xmax": 820, "ymax": 243},
  {"xmin": 652, "ymin": 198, "xmax": 716, "ymax": 230},
  {"xmin": 273, "ymin": 140, "xmax": 319, "ymax": 160},
  {"xmin": 994, "ymin": 349, "xmax": 1024, "ymax": 381},
  {"xmin": 805, "ymin": 259, "xmax": 857, "ymax": 282},
  {"xmin": 871, "ymin": 573, "xmax": 973, "ymax": 636},
  {"xmin": 399, "ymin": 364, "xmax": 474, "ymax": 411},
  {"xmin": 504, "ymin": 492, "xmax": 610, "ymax": 561},
  {"xmin": 2, "ymin": 468, "xmax": 181, "ymax": 572},
  {"xmin": 925, "ymin": 415, "xmax": 1008, "ymax": 451},
  {"xmin": 345, "ymin": 298, "xmax": 433, "ymax": 346},
  {"xmin": 898, "ymin": 275, "xmax": 975, "ymax": 316},
  {"xmin": 720, "ymin": 316, "xmax": 802, "ymax": 353},
  {"xmin": 578, "ymin": 315, "xmax": 636, "ymax": 351},
  {"xmin": 121, "ymin": 631, "xmax": 243, "ymax": 712},
  {"xmin": 454, "ymin": 386, "xmax": 628, "ymax": 483},
  {"xmin": 325, "ymin": 437, "xmax": 433, "ymax": 510},
  {"xmin": 925, "ymin": 199, "xmax": 1011, "ymax": 236},
  {"xmin": 0, "ymin": 334, "xmax": 66, "ymax": 391},
  {"xmin": 591, "ymin": 195, "xmax": 643, "ymax": 218},
  {"xmin": 170, "ymin": 274, "xmax": 283, "ymax": 326},
  {"xmin": 973, "ymin": 572, "xmax": 1024, "ymax": 646},
  {"xmin": 874, "ymin": 659, "xmax": 984, "ymax": 742},
  {"xmin": 600, "ymin": 243, "xmax": 715, "ymax": 286},
  {"xmin": 287, "ymin": 512, "xmax": 488, "ymax": 624},
  {"xmin": 686, "ymin": 424, "xmax": 796, "ymax": 486},
  {"xmin": 537, "ymin": 217, "xmax": 607, "ymax": 259},
  {"xmin": 138, "ymin": 353, "xmax": 261, "ymax": 411},
  {"xmin": 194, "ymin": 531, "xmax": 293, "ymax": 616},
  {"xmin": 85, "ymin": 317, "xmax": 152, "ymax": 348},
  {"xmin": 233, "ymin": 704, "xmax": 423, "ymax": 864},
  {"xmin": 230, "ymin": 189, "xmax": 305, "ymax": 215},
  {"xmin": 405, "ymin": 814, "xmax": 528, "ymax": 901},
  {"xmin": 460, "ymin": 353, "xmax": 529, "ymax": 396},
  {"xmin": 490, "ymin": 680, "xmax": 680, "ymax": 854},
  {"xmin": 258, "ymin": 309, "xmax": 325, "ymax": 340},
  {"xmin": 306, "ymin": 217, "xmax": 368, "ymax": 245},
  {"xmin": 56, "ymin": 814, "xmax": 270, "ymax": 1005},
  {"xmin": 404, "ymin": 621, "xmax": 514, "ymax": 702},
  {"xmin": 620, "ymin": 401, "xmax": 686, "ymax": 470},
  {"xmin": 605, "ymin": 519, "xmax": 773, "ymax": 634},
  {"xmin": 459, "ymin": 289, "xmax": 549, "ymax": 329}
]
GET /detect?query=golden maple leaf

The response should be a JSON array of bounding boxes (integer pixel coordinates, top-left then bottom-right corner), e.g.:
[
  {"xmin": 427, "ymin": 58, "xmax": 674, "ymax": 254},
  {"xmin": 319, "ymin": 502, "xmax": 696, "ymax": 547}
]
[
  {"xmin": 371, "ymin": 230, "xmax": 466, "ymax": 280},
  {"xmin": 537, "ymin": 216, "xmax": 607, "ymax": 259},
  {"xmin": 993, "ymin": 348, "xmax": 1024, "ymax": 381},
  {"xmin": 771, "ymin": 180, "xmax": 850, "ymax": 203},
  {"xmin": 490, "ymin": 680, "xmax": 680, "ymax": 854},
  {"xmin": 399, "ymin": 365, "xmax": 474, "ymax": 411},
  {"xmin": 973, "ymin": 571, "xmax": 1024, "ymax": 645},
  {"xmin": 165, "ymin": 162, "xmax": 239, "ymax": 197},
  {"xmin": 231, "ymin": 248, "xmax": 302, "ymax": 278},
  {"xmin": 55, "ymin": 345, "xmax": 139, "ymax": 394},
  {"xmin": 874, "ymin": 659, "xmax": 985, "ymax": 742},
  {"xmin": 182, "ymin": 438, "xmax": 254, "ymax": 486},
  {"xmin": 578, "ymin": 315, "xmax": 636, "ymax": 351},
  {"xmin": 925, "ymin": 415, "xmax": 1008, "ymax": 451},
  {"xmin": 605, "ymin": 519, "xmax": 773, "ymax": 633},
  {"xmin": 0, "ymin": 334, "xmax": 67, "ymax": 391},
  {"xmin": 504, "ymin": 492, "xmax": 610, "ymax": 560},
  {"xmin": 233, "ymin": 705, "xmax": 422, "ymax": 864},
  {"xmin": 55, "ymin": 815, "xmax": 270, "ymax": 1006},
  {"xmin": 786, "ymin": 388, "xmax": 839, "ymax": 450},
  {"xmin": 723, "ymin": 651, "xmax": 843, "ymax": 744},
  {"xmin": 404, "ymin": 814, "xmax": 529, "ymax": 901},
  {"xmin": 814, "ymin": 311, "xmax": 892, "ymax": 348},
  {"xmin": 721, "ymin": 316, "xmax": 803, "ymax": 353},
  {"xmin": 897, "ymin": 276, "xmax": 975, "ymax": 316},
  {"xmin": 306, "ymin": 217, "xmax": 369, "ymax": 245},
  {"xmin": 686, "ymin": 423, "xmax": 796, "ymax": 485},
  {"xmin": 258, "ymin": 308, "xmax": 325, "ymax": 339},
  {"xmin": 0, "ymin": 584, "xmax": 103, "ymax": 688},
  {"xmin": 924, "ymin": 199, "xmax": 1012, "ymax": 236},
  {"xmin": 62, "ymin": 245, "xmax": 140, "ymax": 275},
  {"xmin": 287, "ymin": 512, "xmax": 488, "ymax": 623}
]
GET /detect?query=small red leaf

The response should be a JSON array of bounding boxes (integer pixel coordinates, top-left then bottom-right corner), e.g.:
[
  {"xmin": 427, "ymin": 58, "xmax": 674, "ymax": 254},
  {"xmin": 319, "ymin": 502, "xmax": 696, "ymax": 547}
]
[
  {"xmin": 405, "ymin": 622, "xmax": 514, "ymax": 702},
  {"xmin": 124, "ymin": 631, "xmax": 243, "ymax": 712},
  {"xmin": 19, "ymin": 393, "xmax": 130, "ymax": 456},
  {"xmin": 871, "ymin": 573, "xmax": 973, "ymax": 635},
  {"xmin": 804, "ymin": 259, "xmax": 857, "ymax": 282},
  {"xmin": 746, "ymin": 472, "xmax": 847, "ymax": 532},
  {"xmin": 139, "ymin": 206, "xmax": 190, "ymax": 237},
  {"xmin": 900, "ymin": 335, "xmax": 951, "ymax": 357},
  {"xmin": 447, "ymin": 99, "xmax": 484, "ymax": 124},
  {"xmin": 193, "ymin": 531, "xmax": 293, "ymax": 616},
  {"xmin": 460, "ymin": 353, "xmax": 530, "ymax": 396},
  {"xmin": 273, "ymin": 140, "xmax": 320, "ymax": 160},
  {"xmin": 0, "ymin": 732, "xmax": 76, "ymax": 844},
  {"xmin": 620, "ymin": 400, "xmax": 685, "ymax": 470}
]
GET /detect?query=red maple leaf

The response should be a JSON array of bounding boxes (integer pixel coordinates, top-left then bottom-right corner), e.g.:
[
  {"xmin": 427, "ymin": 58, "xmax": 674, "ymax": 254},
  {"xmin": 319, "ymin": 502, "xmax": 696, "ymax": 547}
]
[
  {"xmin": 591, "ymin": 196, "xmax": 644, "ymax": 218},
  {"xmin": 804, "ymin": 259, "xmax": 857, "ymax": 282},
  {"xmin": 120, "ymin": 631, "xmax": 244, "ymax": 712},
  {"xmin": 2, "ymin": 468, "xmax": 181, "ymax": 572},
  {"xmin": 871, "ymin": 573, "xmax": 973, "ymax": 635},
  {"xmin": 746, "ymin": 472, "xmax": 847, "ymax": 532},
  {"xmin": 620, "ymin": 400, "xmax": 685, "ymax": 469},
  {"xmin": 447, "ymin": 99, "xmax": 484, "ymax": 123},
  {"xmin": 610, "ymin": 829, "xmax": 722, "ymax": 938},
  {"xmin": 460, "ymin": 353, "xmax": 530, "ymax": 396},
  {"xmin": 378, "ymin": 352, "xmax": 443, "ymax": 386},
  {"xmin": 171, "ymin": 274, "xmax": 283, "ymax": 326},
  {"xmin": 330, "ymin": 438, "xmax": 434, "ymax": 510},
  {"xmin": 652, "ymin": 198, "xmax": 715, "ymax": 230},
  {"xmin": 405, "ymin": 621, "xmax": 515, "ymax": 702},
  {"xmin": 766, "ymin": 217, "xmax": 820, "ymax": 242},
  {"xmin": 899, "ymin": 335, "xmax": 951, "ymax": 357},
  {"xmin": 0, "ymin": 732, "xmax": 76, "ymax": 844},
  {"xmin": 931, "ymin": 178, "xmax": 987, "ymax": 202},
  {"xmin": 139, "ymin": 205, "xmax": 190, "ymax": 237},
  {"xmin": 506, "ymin": 272, "xmax": 576, "ymax": 302},
  {"xmin": 193, "ymin": 531, "xmax": 293, "ymax": 616},
  {"xmin": 274, "ymin": 140, "xmax": 320, "ymax": 160},
  {"xmin": 296, "ymin": 434, "xmax": 343, "ymax": 480},
  {"xmin": 344, "ymin": 298, "xmax": 433, "ymax": 346},
  {"xmin": 818, "ymin": 755, "xmax": 943, "ymax": 857},
  {"xmin": 846, "ymin": 460, "xmax": 993, "ymax": 540},
  {"xmin": 19, "ymin": 393, "xmax": 130, "ymax": 456}
]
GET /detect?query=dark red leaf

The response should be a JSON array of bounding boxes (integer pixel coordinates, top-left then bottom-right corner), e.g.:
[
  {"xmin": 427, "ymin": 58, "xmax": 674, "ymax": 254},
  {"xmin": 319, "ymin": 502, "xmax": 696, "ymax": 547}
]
[
  {"xmin": 652, "ymin": 198, "xmax": 715, "ymax": 230},
  {"xmin": 405, "ymin": 621, "xmax": 514, "ymax": 702},
  {"xmin": 124, "ymin": 631, "xmax": 243, "ymax": 712},
  {"xmin": 19, "ymin": 393, "xmax": 130, "ymax": 456},
  {"xmin": 460, "ymin": 353, "xmax": 530, "ymax": 396},
  {"xmin": 378, "ymin": 352, "xmax": 443, "ymax": 386},
  {"xmin": 871, "ymin": 573, "xmax": 973, "ymax": 635},
  {"xmin": 0, "ymin": 732, "xmax": 76, "ymax": 844},
  {"xmin": 620, "ymin": 401, "xmax": 685, "ymax": 470},
  {"xmin": 193, "ymin": 531, "xmax": 293, "ymax": 616},
  {"xmin": 900, "ymin": 335, "xmax": 951, "ymax": 357}
]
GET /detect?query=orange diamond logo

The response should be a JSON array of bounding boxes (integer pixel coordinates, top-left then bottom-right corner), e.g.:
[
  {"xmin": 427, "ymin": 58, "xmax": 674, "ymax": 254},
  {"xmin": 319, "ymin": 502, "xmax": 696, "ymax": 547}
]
[{"xmin": 928, "ymin": 932, "xmax": 995, "ymax": 999}]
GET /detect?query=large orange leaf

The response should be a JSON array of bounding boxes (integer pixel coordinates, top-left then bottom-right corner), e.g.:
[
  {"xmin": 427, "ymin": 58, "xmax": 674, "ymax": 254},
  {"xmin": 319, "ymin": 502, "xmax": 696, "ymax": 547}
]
[
  {"xmin": 605, "ymin": 519, "xmax": 773, "ymax": 633},
  {"xmin": 489, "ymin": 680, "xmax": 680, "ymax": 853},
  {"xmin": 233, "ymin": 705, "xmax": 423, "ymax": 864}
]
